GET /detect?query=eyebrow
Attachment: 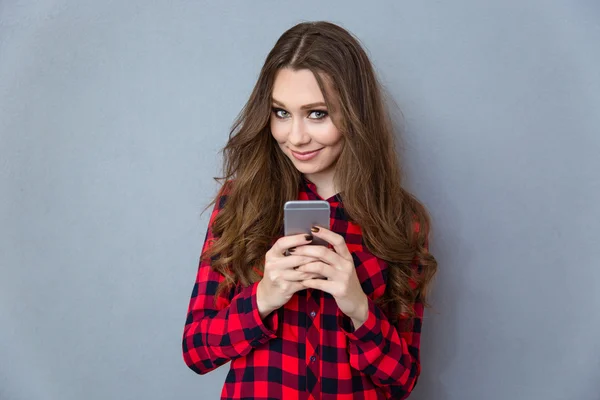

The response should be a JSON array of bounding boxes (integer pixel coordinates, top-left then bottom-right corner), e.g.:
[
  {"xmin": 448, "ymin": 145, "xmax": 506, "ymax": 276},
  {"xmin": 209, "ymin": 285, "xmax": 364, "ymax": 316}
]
[{"xmin": 271, "ymin": 98, "xmax": 327, "ymax": 110}]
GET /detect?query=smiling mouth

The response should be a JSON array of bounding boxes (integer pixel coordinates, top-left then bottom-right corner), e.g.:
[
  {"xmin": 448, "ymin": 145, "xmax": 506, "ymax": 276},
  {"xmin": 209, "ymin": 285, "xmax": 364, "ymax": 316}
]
[
  {"xmin": 291, "ymin": 148, "xmax": 324, "ymax": 155},
  {"xmin": 290, "ymin": 148, "xmax": 323, "ymax": 161}
]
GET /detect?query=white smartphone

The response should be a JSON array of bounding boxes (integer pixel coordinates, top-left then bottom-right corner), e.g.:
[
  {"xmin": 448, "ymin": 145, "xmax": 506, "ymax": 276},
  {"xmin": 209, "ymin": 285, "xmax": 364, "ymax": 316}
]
[{"xmin": 284, "ymin": 200, "xmax": 330, "ymax": 256}]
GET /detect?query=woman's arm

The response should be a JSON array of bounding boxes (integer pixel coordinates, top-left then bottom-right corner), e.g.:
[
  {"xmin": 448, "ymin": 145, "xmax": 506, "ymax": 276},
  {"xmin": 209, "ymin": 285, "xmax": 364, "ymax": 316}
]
[
  {"xmin": 181, "ymin": 190, "xmax": 279, "ymax": 375},
  {"xmin": 338, "ymin": 291, "xmax": 424, "ymax": 399},
  {"xmin": 295, "ymin": 220, "xmax": 429, "ymax": 399},
  {"xmin": 336, "ymin": 220, "xmax": 431, "ymax": 399}
]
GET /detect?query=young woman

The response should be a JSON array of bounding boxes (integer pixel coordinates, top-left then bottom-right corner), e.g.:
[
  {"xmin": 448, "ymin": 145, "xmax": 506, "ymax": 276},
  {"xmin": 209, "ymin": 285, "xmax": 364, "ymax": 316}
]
[{"xmin": 182, "ymin": 20, "xmax": 438, "ymax": 400}]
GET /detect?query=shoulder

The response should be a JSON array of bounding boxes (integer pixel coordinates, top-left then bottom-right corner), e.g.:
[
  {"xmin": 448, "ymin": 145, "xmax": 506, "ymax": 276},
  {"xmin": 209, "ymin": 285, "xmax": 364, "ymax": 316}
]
[
  {"xmin": 215, "ymin": 179, "xmax": 236, "ymax": 208},
  {"xmin": 207, "ymin": 179, "xmax": 236, "ymax": 228},
  {"xmin": 411, "ymin": 212, "xmax": 430, "ymax": 250}
]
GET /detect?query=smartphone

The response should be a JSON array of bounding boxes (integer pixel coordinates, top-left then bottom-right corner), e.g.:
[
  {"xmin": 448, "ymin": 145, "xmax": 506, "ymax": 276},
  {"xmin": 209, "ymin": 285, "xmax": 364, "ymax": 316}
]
[{"xmin": 284, "ymin": 200, "xmax": 330, "ymax": 256}]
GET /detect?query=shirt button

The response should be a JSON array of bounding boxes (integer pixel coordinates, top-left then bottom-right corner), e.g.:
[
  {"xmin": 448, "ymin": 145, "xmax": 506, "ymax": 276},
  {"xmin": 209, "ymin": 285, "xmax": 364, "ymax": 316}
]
[
  {"xmin": 310, "ymin": 311, "xmax": 316, "ymax": 318},
  {"xmin": 310, "ymin": 355, "xmax": 316, "ymax": 362}
]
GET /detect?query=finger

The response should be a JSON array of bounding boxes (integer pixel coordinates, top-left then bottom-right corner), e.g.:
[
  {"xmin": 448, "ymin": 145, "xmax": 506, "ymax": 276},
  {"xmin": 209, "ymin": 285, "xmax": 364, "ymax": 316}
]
[
  {"xmin": 287, "ymin": 281, "xmax": 308, "ymax": 294},
  {"xmin": 280, "ymin": 269, "xmax": 326, "ymax": 282},
  {"xmin": 309, "ymin": 226, "xmax": 353, "ymax": 261},
  {"xmin": 289, "ymin": 244, "xmax": 341, "ymax": 270},
  {"xmin": 271, "ymin": 233, "xmax": 314, "ymax": 256},
  {"xmin": 301, "ymin": 277, "xmax": 335, "ymax": 293},
  {"xmin": 296, "ymin": 261, "xmax": 337, "ymax": 279},
  {"xmin": 276, "ymin": 255, "xmax": 321, "ymax": 271}
]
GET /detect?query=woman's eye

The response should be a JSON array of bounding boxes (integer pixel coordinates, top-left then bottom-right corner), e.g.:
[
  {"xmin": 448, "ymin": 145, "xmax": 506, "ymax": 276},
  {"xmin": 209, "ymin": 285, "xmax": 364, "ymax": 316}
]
[
  {"xmin": 272, "ymin": 108, "xmax": 289, "ymax": 119},
  {"xmin": 309, "ymin": 110, "xmax": 328, "ymax": 119}
]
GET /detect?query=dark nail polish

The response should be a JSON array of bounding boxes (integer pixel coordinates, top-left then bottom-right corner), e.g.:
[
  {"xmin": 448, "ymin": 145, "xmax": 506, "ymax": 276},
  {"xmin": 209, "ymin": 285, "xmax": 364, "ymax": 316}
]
[
  {"xmin": 311, "ymin": 226, "xmax": 319, "ymax": 232},
  {"xmin": 305, "ymin": 234, "xmax": 313, "ymax": 241},
  {"xmin": 289, "ymin": 247, "xmax": 296, "ymax": 253}
]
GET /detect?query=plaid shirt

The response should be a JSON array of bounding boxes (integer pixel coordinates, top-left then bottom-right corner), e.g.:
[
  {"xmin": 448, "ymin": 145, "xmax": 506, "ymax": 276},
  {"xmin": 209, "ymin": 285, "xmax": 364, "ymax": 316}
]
[{"xmin": 182, "ymin": 175, "xmax": 424, "ymax": 399}]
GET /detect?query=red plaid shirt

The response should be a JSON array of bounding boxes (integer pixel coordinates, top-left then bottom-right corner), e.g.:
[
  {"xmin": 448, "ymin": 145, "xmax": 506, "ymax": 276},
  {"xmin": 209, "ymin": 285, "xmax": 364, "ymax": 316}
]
[{"xmin": 182, "ymin": 175, "xmax": 425, "ymax": 399}]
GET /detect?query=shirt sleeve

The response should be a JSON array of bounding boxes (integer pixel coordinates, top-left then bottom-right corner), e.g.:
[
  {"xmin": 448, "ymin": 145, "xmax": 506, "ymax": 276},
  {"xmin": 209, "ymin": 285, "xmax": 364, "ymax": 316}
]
[
  {"xmin": 338, "ymin": 294, "xmax": 424, "ymax": 400},
  {"xmin": 337, "ymin": 228, "xmax": 429, "ymax": 399},
  {"xmin": 182, "ymin": 188, "xmax": 279, "ymax": 375}
]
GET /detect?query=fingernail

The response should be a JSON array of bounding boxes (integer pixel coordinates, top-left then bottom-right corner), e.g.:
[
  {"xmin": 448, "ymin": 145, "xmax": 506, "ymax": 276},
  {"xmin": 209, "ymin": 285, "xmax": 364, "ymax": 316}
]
[
  {"xmin": 305, "ymin": 234, "xmax": 313, "ymax": 241},
  {"xmin": 289, "ymin": 247, "xmax": 296, "ymax": 253},
  {"xmin": 311, "ymin": 226, "xmax": 319, "ymax": 233}
]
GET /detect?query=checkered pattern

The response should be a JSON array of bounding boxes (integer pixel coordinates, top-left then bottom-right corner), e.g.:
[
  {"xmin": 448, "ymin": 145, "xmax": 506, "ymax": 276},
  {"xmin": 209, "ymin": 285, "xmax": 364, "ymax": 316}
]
[{"xmin": 182, "ymin": 175, "xmax": 425, "ymax": 399}]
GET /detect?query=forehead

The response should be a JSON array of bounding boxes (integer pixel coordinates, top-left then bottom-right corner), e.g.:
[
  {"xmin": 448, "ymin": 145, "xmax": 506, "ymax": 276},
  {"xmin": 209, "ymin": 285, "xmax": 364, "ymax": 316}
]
[{"xmin": 271, "ymin": 68, "xmax": 328, "ymax": 104}]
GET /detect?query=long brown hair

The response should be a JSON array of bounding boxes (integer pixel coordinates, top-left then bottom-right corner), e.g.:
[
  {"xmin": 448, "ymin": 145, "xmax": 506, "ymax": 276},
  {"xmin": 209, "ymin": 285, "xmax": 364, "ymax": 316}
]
[{"xmin": 200, "ymin": 21, "xmax": 437, "ymax": 321}]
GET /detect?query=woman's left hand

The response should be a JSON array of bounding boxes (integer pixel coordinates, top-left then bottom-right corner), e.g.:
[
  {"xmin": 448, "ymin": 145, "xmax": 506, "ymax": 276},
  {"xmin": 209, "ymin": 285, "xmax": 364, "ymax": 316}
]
[{"xmin": 293, "ymin": 225, "xmax": 369, "ymax": 329}]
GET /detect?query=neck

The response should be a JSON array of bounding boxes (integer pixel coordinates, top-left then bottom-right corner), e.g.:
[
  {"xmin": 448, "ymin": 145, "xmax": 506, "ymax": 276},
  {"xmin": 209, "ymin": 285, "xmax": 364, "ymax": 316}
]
[{"xmin": 303, "ymin": 171, "xmax": 338, "ymax": 199}]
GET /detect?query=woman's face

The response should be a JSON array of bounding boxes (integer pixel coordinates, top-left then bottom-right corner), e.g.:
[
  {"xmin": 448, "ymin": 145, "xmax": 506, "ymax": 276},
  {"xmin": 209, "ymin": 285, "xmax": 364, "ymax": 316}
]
[{"xmin": 270, "ymin": 68, "xmax": 344, "ymax": 180}]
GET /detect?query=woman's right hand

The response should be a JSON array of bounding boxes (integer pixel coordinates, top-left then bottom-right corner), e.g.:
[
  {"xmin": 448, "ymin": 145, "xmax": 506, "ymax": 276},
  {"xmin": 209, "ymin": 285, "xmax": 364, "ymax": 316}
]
[{"xmin": 256, "ymin": 233, "xmax": 323, "ymax": 319}]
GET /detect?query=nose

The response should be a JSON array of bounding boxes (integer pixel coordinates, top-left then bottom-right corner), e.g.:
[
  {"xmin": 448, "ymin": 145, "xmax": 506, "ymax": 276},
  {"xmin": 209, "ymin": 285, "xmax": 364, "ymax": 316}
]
[{"xmin": 288, "ymin": 118, "xmax": 311, "ymax": 146}]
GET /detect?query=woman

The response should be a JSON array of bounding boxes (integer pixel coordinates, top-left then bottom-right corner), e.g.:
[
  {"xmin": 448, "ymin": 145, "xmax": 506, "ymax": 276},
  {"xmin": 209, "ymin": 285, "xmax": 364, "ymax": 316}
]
[{"xmin": 182, "ymin": 20, "xmax": 437, "ymax": 400}]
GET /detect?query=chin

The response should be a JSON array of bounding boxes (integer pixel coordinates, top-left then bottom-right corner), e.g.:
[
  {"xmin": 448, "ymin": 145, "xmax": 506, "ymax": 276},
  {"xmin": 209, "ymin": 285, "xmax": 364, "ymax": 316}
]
[
  {"xmin": 291, "ymin": 164, "xmax": 315, "ymax": 174},
  {"xmin": 295, "ymin": 163, "xmax": 333, "ymax": 176}
]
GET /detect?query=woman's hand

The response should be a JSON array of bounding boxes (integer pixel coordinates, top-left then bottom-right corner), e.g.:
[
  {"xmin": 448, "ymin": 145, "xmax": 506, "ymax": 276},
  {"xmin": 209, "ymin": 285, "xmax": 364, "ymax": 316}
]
[
  {"xmin": 256, "ymin": 233, "xmax": 323, "ymax": 319},
  {"xmin": 292, "ymin": 226, "xmax": 369, "ymax": 329}
]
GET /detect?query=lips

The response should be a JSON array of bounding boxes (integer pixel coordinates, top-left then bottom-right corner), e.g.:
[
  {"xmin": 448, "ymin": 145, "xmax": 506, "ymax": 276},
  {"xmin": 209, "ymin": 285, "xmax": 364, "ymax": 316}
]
[
  {"xmin": 291, "ymin": 148, "xmax": 323, "ymax": 155},
  {"xmin": 290, "ymin": 148, "xmax": 323, "ymax": 161}
]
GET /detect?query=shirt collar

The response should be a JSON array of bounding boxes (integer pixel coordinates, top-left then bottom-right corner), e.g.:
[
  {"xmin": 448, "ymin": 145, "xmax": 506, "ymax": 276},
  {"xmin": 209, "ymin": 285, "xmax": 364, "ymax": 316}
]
[{"xmin": 301, "ymin": 174, "xmax": 342, "ymax": 204}]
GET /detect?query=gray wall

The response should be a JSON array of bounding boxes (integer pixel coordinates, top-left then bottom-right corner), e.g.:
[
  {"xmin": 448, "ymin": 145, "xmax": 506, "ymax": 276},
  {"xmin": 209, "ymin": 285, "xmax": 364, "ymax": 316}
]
[{"xmin": 1, "ymin": 1, "xmax": 598, "ymax": 399}]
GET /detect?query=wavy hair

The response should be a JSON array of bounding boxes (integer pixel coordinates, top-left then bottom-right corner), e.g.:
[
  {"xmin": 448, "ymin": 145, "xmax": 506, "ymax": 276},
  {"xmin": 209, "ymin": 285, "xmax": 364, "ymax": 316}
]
[{"xmin": 200, "ymin": 21, "xmax": 437, "ymax": 321}]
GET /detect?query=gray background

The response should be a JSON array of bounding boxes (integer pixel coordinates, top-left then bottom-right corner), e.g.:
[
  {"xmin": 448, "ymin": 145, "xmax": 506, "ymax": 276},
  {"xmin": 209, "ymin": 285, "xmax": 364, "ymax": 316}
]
[{"xmin": 1, "ymin": 1, "xmax": 599, "ymax": 399}]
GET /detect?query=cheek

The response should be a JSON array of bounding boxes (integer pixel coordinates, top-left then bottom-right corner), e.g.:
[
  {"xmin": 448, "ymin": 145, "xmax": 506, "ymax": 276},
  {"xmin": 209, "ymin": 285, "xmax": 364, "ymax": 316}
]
[
  {"xmin": 270, "ymin": 119, "xmax": 286, "ymax": 142},
  {"xmin": 313, "ymin": 124, "xmax": 343, "ymax": 146}
]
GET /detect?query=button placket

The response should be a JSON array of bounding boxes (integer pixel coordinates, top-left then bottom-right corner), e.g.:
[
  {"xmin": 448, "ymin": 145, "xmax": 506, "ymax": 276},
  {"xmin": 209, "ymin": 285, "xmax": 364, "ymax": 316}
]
[{"xmin": 305, "ymin": 290, "xmax": 320, "ymax": 373}]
